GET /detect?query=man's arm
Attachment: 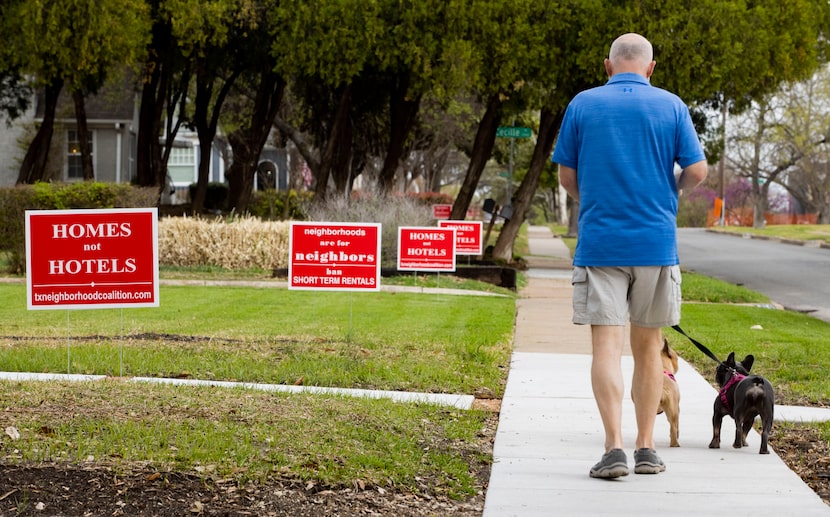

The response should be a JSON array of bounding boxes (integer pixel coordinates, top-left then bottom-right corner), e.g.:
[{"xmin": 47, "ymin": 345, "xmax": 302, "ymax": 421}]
[
  {"xmin": 677, "ymin": 160, "xmax": 708, "ymax": 193},
  {"xmin": 558, "ymin": 165, "xmax": 579, "ymax": 202}
]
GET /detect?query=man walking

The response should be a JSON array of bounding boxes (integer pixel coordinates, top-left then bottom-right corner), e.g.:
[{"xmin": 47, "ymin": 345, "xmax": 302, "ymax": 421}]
[{"xmin": 552, "ymin": 32, "xmax": 708, "ymax": 478}]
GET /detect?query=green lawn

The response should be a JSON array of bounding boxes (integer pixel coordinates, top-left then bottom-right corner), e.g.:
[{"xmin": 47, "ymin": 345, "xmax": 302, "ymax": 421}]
[
  {"xmin": 0, "ymin": 280, "xmax": 515, "ymax": 497},
  {"xmin": 709, "ymin": 224, "xmax": 830, "ymax": 244},
  {"xmin": 3, "ymin": 226, "xmax": 830, "ymax": 499},
  {"xmin": 0, "ymin": 283, "xmax": 515, "ymax": 394}
]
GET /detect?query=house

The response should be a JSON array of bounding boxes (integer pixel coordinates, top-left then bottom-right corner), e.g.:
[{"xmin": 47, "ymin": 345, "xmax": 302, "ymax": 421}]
[
  {"xmin": 0, "ymin": 103, "xmax": 33, "ymax": 186},
  {"xmin": 0, "ymin": 78, "xmax": 288, "ymax": 202}
]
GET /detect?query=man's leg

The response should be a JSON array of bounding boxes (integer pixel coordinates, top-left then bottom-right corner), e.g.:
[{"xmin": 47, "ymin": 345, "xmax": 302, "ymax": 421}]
[
  {"xmin": 591, "ymin": 324, "xmax": 625, "ymax": 451},
  {"xmin": 629, "ymin": 324, "xmax": 663, "ymax": 450}
]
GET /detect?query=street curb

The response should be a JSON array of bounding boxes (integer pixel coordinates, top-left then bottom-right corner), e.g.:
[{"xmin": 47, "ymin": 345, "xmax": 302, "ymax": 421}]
[{"xmin": 706, "ymin": 228, "xmax": 830, "ymax": 249}]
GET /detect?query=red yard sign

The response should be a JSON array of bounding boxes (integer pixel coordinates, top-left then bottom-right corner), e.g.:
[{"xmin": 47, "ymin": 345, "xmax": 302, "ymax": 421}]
[
  {"xmin": 25, "ymin": 208, "xmax": 159, "ymax": 310},
  {"xmin": 438, "ymin": 220, "xmax": 483, "ymax": 255},
  {"xmin": 397, "ymin": 226, "xmax": 456, "ymax": 272},
  {"xmin": 432, "ymin": 204, "xmax": 452, "ymax": 220},
  {"xmin": 289, "ymin": 222, "xmax": 381, "ymax": 291}
]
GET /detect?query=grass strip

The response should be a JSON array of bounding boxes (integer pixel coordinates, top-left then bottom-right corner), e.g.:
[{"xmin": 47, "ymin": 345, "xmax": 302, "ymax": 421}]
[
  {"xmin": 1, "ymin": 380, "xmax": 491, "ymax": 499},
  {"xmin": 0, "ymin": 284, "xmax": 515, "ymax": 396}
]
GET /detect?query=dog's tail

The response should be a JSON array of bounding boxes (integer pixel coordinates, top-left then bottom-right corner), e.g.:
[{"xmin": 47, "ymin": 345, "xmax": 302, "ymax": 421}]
[{"xmin": 745, "ymin": 376, "xmax": 769, "ymax": 402}]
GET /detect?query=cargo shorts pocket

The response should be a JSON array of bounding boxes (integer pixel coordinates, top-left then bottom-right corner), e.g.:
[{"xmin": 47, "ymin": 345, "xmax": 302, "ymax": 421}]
[
  {"xmin": 670, "ymin": 265, "xmax": 682, "ymax": 313},
  {"xmin": 572, "ymin": 267, "xmax": 589, "ymax": 315}
]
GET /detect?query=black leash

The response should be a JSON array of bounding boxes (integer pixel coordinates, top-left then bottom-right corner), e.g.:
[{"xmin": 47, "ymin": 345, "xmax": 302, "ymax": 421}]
[{"xmin": 671, "ymin": 325, "xmax": 723, "ymax": 365}]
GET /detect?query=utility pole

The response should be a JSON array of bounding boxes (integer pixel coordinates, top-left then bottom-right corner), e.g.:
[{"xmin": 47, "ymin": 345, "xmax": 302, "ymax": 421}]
[{"xmin": 718, "ymin": 95, "xmax": 728, "ymax": 226}]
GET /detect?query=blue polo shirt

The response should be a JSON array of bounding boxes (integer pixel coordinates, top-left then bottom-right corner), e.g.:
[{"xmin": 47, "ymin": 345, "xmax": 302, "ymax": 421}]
[{"xmin": 552, "ymin": 73, "xmax": 705, "ymax": 267}]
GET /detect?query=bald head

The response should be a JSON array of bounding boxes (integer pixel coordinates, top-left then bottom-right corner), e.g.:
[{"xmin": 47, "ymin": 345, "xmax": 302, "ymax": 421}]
[{"xmin": 605, "ymin": 33, "xmax": 655, "ymax": 79}]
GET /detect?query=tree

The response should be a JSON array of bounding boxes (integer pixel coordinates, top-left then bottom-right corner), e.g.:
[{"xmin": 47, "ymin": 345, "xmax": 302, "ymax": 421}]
[
  {"xmin": 0, "ymin": 68, "xmax": 33, "ymax": 124},
  {"xmin": 270, "ymin": 0, "xmax": 383, "ymax": 201},
  {"xmin": 491, "ymin": 0, "xmax": 611, "ymax": 260},
  {"xmin": 223, "ymin": 22, "xmax": 286, "ymax": 214},
  {"xmin": 163, "ymin": 0, "xmax": 256, "ymax": 213},
  {"xmin": 135, "ymin": 0, "xmax": 192, "ymax": 193},
  {"xmin": 3, "ymin": 0, "xmax": 150, "ymax": 184},
  {"xmin": 371, "ymin": 0, "xmax": 468, "ymax": 195},
  {"xmin": 654, "ymin": 0, "xmax": 830, "ymax": 215},
  {"xmin": 778, "ymin": 67, "xmax": 830, "ymax": 223},
  {"xmin": 448, "ymin": 0, "xmax": 545, "ymax": 221},
  {"xmin": 726, "ymin": 95, "xmax": 794, "ymax": 227}
]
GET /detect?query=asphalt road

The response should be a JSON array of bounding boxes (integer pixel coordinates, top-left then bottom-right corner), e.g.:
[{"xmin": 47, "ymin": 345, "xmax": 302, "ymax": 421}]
[{"xmin": 677, "ymin": 228, "xmax": 830, "ymax": 323}]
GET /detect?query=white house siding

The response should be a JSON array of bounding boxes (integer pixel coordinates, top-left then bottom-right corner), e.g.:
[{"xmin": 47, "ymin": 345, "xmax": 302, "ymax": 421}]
[{"xmin": 0, "ymin": 103, "xmax": 35, "ymax": 186}]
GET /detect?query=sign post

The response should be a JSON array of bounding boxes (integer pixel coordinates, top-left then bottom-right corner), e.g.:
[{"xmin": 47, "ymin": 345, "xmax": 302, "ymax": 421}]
[{"xmin": 496, "ymin": 126, "xmax": 532, "ymax": 208}]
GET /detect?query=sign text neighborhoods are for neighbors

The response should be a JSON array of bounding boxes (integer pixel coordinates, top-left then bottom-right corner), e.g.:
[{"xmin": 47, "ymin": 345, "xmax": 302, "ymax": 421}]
[
  {"xmin": 25, "ymin": 208, "xmax": 159, "ymax": 310},
  {"xmin": 289, "ymin": 222, "xmax": 381, "ymax": 291}
]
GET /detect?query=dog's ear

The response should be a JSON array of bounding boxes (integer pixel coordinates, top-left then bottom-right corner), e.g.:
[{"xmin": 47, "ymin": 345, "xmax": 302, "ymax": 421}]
[
  {"xmin": 726, "ymin": 351, "xmax": 736, "ymax": 365},
  {"xmin": 741, "ymin": 354, "xmax": 755, "ymax": 372}
]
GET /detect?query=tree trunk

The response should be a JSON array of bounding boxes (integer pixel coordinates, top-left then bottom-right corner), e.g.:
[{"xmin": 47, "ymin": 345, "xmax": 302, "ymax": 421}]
[
  {"xmin": 274, "ymin": 114, "xmax": 319, "ymax": 178},
  {"xmin": 330, "ymin": 120, "xmax": 354, "ymax": 193},
  {"xmin": 567, "ymin": 200, "xmax": 579, "ymax": 237},
  {"xmin": 190, "ymin": 60, "xmax": 240, "ymax": 214},
  {"xmin": 492, "ymin": 107, "xmax": 563, "ymax": 261},
  {"xmin": 314, "ymin": 86, "xmax": 352, "ymax": 201},
  {"xmin": 72, "ymin": 89, "xmax": 95, "ymax": 181},
  {"xmin": 17, "ymin": 78, "xmax": 64, "ymax": 184},
  {"xmin": 752, "ymin": 180, "xmax": 768, "ymax": 228},
  {"xmin": 450, "ymin": 94, "xmax": 502, "ymax": 220},
  {"xmin": 378, "ymin": 77, "xmax": 421, "ymax": 194},
  {"xmin": 136, "ymin": 57, "xmax": 162, "ymax": 188},
  {"xmin": 226, "ymin": 70, "xmax": 285, "ymax": 213},
  {"xmin": 136, "ymin": 8, "xmax": 178, "ymax": 193}
]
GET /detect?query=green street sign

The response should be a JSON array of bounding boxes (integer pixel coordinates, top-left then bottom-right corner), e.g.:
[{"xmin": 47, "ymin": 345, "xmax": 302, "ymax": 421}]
[{"xmin": 496, "ymin": 126, "xmax": 532, "ymax": 138}]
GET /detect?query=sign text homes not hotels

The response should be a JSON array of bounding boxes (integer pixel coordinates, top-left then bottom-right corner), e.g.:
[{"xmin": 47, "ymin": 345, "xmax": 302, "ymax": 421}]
[
  {"xmin": 26, "ymin": 208, "xmax": 159, "ymax": 310},
  {"xmin": 397, "ymin": 226, "xmax": 456, "ymax": 272}
]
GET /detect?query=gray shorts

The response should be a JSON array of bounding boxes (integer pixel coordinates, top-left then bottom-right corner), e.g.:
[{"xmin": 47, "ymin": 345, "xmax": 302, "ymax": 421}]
[{"xmin": 571, "ymin": 266, "xmax": 682, "ymax": 327}]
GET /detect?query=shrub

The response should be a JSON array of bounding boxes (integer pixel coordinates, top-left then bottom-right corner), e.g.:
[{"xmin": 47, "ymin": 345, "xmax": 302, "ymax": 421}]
[
  {"xmin": 189, "ymin": 182, "xmax": 229, "ymax": 211},
  {"xmin": 248, "ymin": 189, "xmax": 312, "ymax": 220},
  {"xmin": 407, "ymin": 191, "xmax": 454, "ymax": 206},
  {"xmin": 678, "ymin": 187, "xmax": 716, "ymax": 228},
  {"xmin": 305, "ymin": 193, "xmax": 433, "ymax": 267},
  {"xmin": 0, "ymin": 182, "xmax": 158, "ymax": 274},
  {"xmin": 158, "ymin": 215, "xmax": 290, "ymax": 270}
]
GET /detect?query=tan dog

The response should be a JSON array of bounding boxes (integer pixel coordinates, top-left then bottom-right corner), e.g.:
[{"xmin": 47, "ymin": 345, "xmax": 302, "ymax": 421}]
[
  {"xmin": 630, "ymin": 338, "xmax": 681, "ymax": 446},
  {"xmin": 657, "ymin": 339, "xmax": 681, "ymax": 447}
]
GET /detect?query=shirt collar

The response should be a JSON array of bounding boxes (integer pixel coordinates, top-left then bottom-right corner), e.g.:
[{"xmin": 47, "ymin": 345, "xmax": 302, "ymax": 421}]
[{"xmin": 607, "ymin": 73, "xmax": 650, "ymax": 86}]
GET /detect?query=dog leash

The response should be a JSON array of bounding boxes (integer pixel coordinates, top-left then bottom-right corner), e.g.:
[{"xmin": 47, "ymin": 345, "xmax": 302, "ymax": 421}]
[{"xmin": 670, "ymin": 325, "xmax": 723, "ymax": 365}]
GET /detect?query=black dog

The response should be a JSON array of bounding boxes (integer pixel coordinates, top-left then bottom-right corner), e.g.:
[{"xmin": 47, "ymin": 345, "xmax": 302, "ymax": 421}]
[{"xmin": 708, "ymin": 352, "xmax": 775, "ymax": 454}]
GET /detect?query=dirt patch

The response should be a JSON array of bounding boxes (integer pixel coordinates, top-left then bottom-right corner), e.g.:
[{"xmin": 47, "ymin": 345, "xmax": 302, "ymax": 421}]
[
  {"xmin": 0, "ymin": 465, "xmax": 486, "ymax": 516},
  {"xmin": 2, "ymin": 408, "xmax": 830, "ymax": 514},
  {"xmin": 771, "ymin": 425, "xmax": 830, "ymax": 506},
  {"xmin": 0, "ymin": 407, "xmax": 499, "ymax": 517}
]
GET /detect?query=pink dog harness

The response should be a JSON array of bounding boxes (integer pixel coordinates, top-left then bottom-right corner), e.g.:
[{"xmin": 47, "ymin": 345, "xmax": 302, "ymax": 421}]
[{"xmin": 719, "ymin": 373, "xmax": 746, "ymax": 414}]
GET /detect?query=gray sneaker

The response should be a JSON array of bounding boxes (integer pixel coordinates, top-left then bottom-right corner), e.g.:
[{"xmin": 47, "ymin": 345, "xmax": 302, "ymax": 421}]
[
  {"xmin": 589, "ymin": 448, "xmax": 629, "ymax": 478},
  {"xmin": 633, "ymin": 448, "xmax": 666, "ymax": 474}
]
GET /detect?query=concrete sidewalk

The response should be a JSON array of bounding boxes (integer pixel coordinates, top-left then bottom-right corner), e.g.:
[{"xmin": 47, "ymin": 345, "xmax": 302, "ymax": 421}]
[{"xmin": 483, "ymin": 226, "xmax": 830, "ymax": 516}]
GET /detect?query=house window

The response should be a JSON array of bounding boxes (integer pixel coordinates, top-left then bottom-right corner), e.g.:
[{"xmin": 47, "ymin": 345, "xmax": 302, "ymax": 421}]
[
  {"xmin": 167, "ymin": 146, "xmax": 196, "ymax": 185},
  {"xmin": 67, "ymin": 130, "xmax": 93, "ymax": 180}
]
